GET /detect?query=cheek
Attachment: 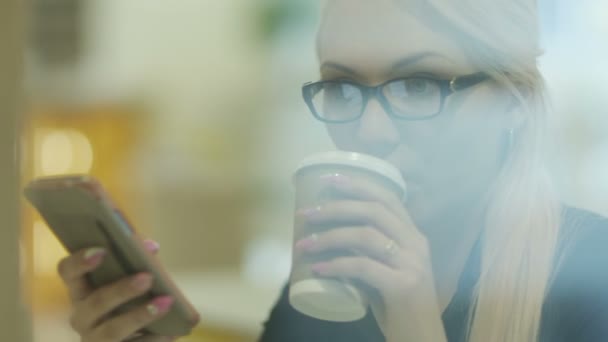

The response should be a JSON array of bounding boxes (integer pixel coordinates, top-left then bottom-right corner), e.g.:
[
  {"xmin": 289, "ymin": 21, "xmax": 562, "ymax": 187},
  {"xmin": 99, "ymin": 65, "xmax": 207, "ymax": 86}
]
[
  {"xmin": 445, "ymin": 117, "xmax": 503, "ymax": 164},
  {"xmin": 430, "ymin": 87, "xmax": 508, "ymax": 175},
  {"xmin": 405, "ymin": 119, "xmax": 504, "ymax": 224},
  {"xmin": 326, "ymin": 124, "xmax": 357, "ymax": 150},
  {"xmin": 416, "ymin": 104, "xmax": 507, "ymax": 198}
]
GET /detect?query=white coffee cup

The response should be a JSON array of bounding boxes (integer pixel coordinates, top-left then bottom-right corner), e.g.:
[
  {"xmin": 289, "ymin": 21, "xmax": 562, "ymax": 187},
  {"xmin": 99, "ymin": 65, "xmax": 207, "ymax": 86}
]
[{"xmin": 289, "ymin": 151, "xmax": 406, "ymax": 322}]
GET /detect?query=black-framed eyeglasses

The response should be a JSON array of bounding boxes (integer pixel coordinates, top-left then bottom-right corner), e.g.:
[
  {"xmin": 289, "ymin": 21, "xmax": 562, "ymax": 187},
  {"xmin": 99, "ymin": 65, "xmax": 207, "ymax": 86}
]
[{"xmin": 302, "ymin": 72, "xmax": 489, "ymax": 123}]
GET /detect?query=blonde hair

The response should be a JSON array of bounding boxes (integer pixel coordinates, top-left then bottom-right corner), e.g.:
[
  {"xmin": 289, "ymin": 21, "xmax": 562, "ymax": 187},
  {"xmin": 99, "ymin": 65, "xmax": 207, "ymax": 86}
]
[
  {"xmin": 404, "ymin": 1, "xmax": 561, "ymax": 341},
  {"xmin": 320, "ymin": 1, "xmax": 561, "ymax": 341}
]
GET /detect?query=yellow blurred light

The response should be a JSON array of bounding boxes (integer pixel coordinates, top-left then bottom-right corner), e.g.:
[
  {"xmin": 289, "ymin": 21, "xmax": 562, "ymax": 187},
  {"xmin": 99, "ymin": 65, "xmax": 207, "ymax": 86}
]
[
  {"xmin": 67, "ymin": 129, "xmax": 94, "ymax": 173},
  {"xmin": 35, "ymin": 128, "xmax": 94, "ymax": 177},
  {"xmin": 40, "ymin": 131, "xmax": 73, "ymax": 175}
]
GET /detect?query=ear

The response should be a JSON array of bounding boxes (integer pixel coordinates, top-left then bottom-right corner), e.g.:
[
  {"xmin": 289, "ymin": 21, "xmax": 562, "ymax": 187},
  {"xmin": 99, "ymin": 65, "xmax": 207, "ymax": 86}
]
[{"xmin": 504, "ymin": 93, "xmax": 528, "ymax": 130}]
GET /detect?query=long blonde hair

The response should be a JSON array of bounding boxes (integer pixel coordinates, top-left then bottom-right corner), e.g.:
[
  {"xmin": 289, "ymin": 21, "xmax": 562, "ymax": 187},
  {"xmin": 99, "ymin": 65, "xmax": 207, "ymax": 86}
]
[
  {"xmin": 406, "ymin": 1, "xmax": 561, "ymax": 341},
  {"xmin": 320, "ymin": 0, "xmax": 562, "ymax": 341}
]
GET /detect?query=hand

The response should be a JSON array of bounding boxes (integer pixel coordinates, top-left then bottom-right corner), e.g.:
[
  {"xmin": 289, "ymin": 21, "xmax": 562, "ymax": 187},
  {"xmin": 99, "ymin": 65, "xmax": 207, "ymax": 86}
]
[
  {"xmin": 294, "ymin": 174, "xmax": 447, "ymax": 342},
  {"xmin": 57, "ymin": 239, "xmax": 176, "ymax": 342}
]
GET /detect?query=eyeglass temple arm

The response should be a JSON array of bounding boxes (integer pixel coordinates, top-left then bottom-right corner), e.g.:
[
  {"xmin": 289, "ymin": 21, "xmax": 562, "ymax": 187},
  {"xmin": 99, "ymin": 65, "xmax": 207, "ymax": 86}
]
[{"xmin": 449, "ymin": 72, "xmax": 489, "ymax": 92}]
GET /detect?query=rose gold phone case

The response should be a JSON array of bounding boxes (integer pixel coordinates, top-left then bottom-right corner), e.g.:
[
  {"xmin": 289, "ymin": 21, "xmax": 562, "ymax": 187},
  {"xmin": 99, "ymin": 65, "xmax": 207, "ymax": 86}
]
[{"xmin": 24, "ymin": 175, "xmax": 200, "ymax": 337}]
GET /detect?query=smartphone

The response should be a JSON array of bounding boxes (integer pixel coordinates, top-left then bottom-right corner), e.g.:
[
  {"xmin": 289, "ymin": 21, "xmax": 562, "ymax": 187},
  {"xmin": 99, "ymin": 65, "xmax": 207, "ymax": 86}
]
[{"xmin": 24, "ymin": 175, "xmax": 200, "ymax": 337}]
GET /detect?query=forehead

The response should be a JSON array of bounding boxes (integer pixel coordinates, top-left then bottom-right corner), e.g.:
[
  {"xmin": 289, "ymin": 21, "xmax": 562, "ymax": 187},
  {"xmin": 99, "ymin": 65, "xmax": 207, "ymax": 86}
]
[{"xmin": 318, "ymin": 0, "xmax": 472, "ymax": 79}]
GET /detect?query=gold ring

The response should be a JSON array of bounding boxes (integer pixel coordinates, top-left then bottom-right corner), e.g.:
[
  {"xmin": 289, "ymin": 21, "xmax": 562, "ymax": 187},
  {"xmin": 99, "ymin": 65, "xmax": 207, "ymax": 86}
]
[
  {"xmin": 384, "ymin": 239, "xmax": 399, "ymax": 257},
  {"xmin": 146, "ymin": 303, "xmax": 159, "ymax": 316}
]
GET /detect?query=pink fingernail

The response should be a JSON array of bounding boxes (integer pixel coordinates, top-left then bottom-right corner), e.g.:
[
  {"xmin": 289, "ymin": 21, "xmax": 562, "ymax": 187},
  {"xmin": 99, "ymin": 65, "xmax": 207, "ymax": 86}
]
[
  {"xmin": 312, "ymin": 263, "xmax": 330, "ymax": 275},
  {"xmin": 83, "ymin": 247, "xmax": 106, "ymax": 265},
  {"xmin": 295, "ymin": 237, "xmax": 316, "ymax": 251},
  {"xmin": 143, "ymin": 239, "xmax": 160, "ymax": 253},
  {"xmin": 149, "ymin": 296, "xmax": 174, "ymax": 315}
]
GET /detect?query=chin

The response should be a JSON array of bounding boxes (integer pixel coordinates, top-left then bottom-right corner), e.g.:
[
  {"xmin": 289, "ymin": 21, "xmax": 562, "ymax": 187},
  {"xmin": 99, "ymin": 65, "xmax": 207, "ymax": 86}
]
[{"xmin": 404, "ymin": 190, "xmax": 454, "ymax": 232}]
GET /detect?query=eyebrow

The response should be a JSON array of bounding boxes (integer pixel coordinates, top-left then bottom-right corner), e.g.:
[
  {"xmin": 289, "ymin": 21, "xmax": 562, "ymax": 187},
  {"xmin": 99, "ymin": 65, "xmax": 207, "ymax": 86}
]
[
  {"xmin": 320, "ymin": 62, "xmax": 363, "ymax": 79},
  {"xmin": 320, "ymin": 51, "xmax": 447, "ymax": 79},
  {"xmin": 390, "ymin": 52, "xmax": 445, "ymax": 71}
]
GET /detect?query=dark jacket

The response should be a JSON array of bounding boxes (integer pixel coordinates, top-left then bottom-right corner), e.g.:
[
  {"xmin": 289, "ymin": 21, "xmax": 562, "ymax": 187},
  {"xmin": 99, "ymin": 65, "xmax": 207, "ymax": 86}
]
[{"xmin": 259, "ymin": 207, "xmax": 608, "ymax": 342}]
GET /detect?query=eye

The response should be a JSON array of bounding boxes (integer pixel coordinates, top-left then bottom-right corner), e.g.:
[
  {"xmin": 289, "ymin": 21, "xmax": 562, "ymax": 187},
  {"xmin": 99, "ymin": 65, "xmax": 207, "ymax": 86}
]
[
  {"xmin": 407, "ymin": 78, "xmax": 431, "ymax": 93},
  {"xmin": 313, "ymin": 81, "xmax": 364, "ymax": 121},
  {"xmin": 386, "ymin": 78, "xmax": 439, "ymax": 98},
  {"xmin": 324, "ymin": 82, "xmax": 359, "ymax": 101}
]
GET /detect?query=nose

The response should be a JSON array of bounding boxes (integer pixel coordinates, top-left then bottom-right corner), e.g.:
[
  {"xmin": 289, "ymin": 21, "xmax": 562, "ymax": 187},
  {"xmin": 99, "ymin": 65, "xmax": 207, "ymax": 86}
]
[{"xmin": 353, "ymin": 99, "xmax": 400, "ymax": 158}]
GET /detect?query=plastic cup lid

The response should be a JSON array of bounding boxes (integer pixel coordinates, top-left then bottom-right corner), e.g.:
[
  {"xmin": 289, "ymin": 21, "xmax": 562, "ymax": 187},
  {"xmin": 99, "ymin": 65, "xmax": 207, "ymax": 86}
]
[{"xmin": 294, "ymin": 151, "xmax": 406, "ymax": 192}]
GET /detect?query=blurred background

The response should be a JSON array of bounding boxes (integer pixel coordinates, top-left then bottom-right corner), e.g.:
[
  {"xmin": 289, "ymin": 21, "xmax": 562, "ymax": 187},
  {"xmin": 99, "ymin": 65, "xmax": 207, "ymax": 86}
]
[{"xmin": 15, "ymin": 0, "xmax": 608, "ymax": 341}]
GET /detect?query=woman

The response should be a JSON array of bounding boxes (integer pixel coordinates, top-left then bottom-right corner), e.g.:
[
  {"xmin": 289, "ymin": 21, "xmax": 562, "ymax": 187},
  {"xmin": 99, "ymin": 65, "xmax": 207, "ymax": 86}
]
[{"xmin": 57, "ymin": 0, "xmax": 608, "ymax": 341}]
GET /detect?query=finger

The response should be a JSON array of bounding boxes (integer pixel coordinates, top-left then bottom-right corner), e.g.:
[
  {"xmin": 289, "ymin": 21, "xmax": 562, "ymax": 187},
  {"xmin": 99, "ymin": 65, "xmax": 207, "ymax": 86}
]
[
  {"xmin": 58, "ymin": 247, "xmax": 107, "ymax": 301},
  {"xmin": 320, "ymin": 173, "xmax": 408, "ymax": 222},
  {"xmin": 89, "ymin": 296, "xmax": 174, "ymax": 342},
  {"xmin": 142, "ymin": 239, "xmax": 160, "ymax": 254},
  {"xmin": 294, "ymin": 226, "xmax": 400, "ymax": 266},
  {"xmin": 72, "ymin": 272, "xmax": 154, "ymax": 332},
  {"xmin": 297, "ymin": 200, "xmax": 419, "ymax": 245},
  {"xmin": 311, "ymin": 256, "xmax": 416, "ymax": 298}
]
